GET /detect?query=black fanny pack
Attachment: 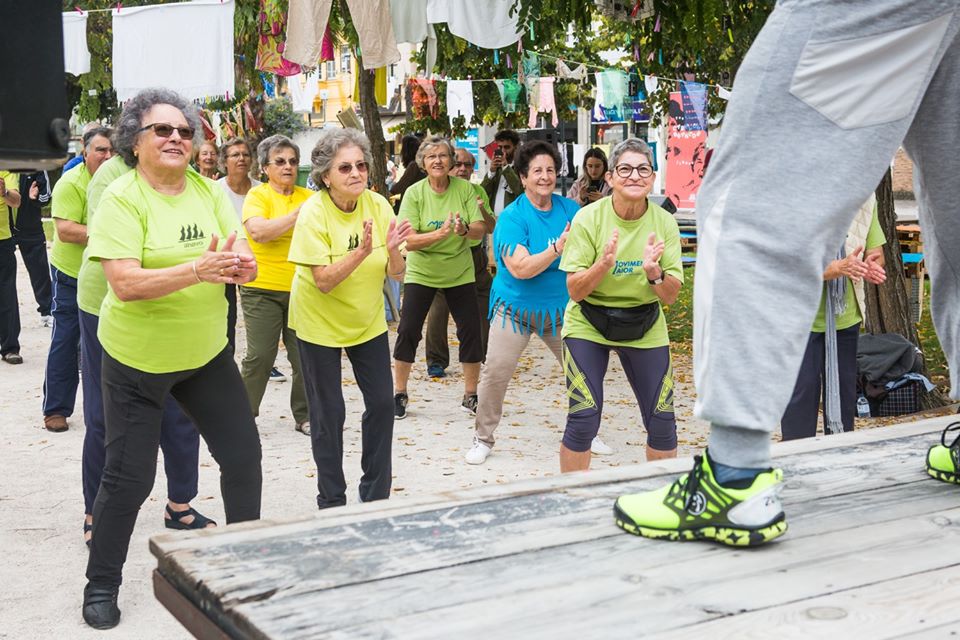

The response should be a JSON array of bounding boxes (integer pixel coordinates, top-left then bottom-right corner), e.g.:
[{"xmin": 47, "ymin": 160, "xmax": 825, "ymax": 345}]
[{"xmin": 578, "ymin": 299, "xmax": 661, "ymax": 342}]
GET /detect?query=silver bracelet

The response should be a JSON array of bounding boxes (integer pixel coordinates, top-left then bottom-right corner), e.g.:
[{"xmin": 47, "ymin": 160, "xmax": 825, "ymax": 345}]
[{"xmin": 191, "ymin": 260, "xmax": 202, "ymax": 283}]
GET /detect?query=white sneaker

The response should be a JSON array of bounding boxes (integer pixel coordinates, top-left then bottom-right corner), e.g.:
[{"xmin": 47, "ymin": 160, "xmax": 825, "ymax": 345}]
[
  {"xmin": 464, "ymin": 440, "xmax": 492, "ymax": 465},
  {"xmin": 591, "ymin": 436, "xmax": 614, "ymax": 456},
  {"xmin": 40, "ymin": 315, "xmax": 53, "ymax": 328}
]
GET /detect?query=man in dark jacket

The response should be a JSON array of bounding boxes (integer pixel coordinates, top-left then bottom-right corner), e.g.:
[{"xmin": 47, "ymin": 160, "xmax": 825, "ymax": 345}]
[
  {"xmin": 481, "ymin": 129, "xmax": 522, "ymax": 216},
  {"xmin": 14, "ymin": 172, "xmax": 52, "ymax": 326}
]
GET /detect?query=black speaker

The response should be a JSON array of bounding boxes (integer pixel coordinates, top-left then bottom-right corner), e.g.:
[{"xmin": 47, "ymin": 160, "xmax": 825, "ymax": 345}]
[{"xmin": 0, "ymin": 0, "xmax": 70, "ymax": 171}]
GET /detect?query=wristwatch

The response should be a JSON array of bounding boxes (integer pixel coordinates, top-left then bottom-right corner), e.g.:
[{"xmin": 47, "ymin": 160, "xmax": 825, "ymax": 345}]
[{"xmin": 647, "ymin": 267, "xmax": 664, "ymax": 285}]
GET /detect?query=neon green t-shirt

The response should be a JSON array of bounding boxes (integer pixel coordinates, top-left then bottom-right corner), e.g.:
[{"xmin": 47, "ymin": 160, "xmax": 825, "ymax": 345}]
[
  {"xmin": 50, "ymin": 163, "xmax": 91, "ymax": 277},
  {"xmin": 812, "ymin": 209, "xmax": 886, "ymax": 333},
  {"xmin": 0, "ymin": 172, "xmax": 17, "ymax": 240},
  {"xmin": 288, "ymin": 190, "xmax": 394, "ymax": 348},
  {"xmin": 77, "ymin": 156, "xmax": 133, "ymax": 315},
  {"xmin": 398, "ymin": 176, "xmax": 481, "ymax": 288},
  {"xmin": 242, "ymin": 183, "xmax": 312, "ymax": 292},
  {"xmin": 559, "ymin": 198, "xmax": 683, "ymax": 349},
  {"xmin": 87, "ymin": 170, "xmax": 241, "ymax": 373},
  {"xmin": 469, "ymin": 182, "xmax": 489, "ymax": 249}
]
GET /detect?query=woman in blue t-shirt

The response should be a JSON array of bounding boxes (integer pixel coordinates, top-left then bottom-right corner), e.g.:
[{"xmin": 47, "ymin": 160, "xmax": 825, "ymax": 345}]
[{"xmin": 465, "ymin": 141, "xmax": 580, "ymax": 465}]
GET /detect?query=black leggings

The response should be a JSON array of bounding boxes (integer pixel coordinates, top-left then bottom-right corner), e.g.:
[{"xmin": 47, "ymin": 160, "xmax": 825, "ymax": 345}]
[
  {"xmin": 86, "ymin": 347, "xmax": 262, "ymax": 588},
  {"xmin": 562, "ymin": 338, "xmax": 677, "ymax": 453},
  {"xmin": 394, "ymin": 281, "xmax": 483, "ymax": 363}
]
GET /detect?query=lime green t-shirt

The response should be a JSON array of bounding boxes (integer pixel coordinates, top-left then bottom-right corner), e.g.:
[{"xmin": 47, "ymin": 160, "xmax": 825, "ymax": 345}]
[
  {"xmin": 242, "ymin": 183, "xmax": 312, "ymax": 292},
  {"xmin": 50, "ymin": 163, "xmax": 92, "ymax": 278},
  {"xmin": 288, "ymin": 189, "xmax": 395, "ymax": 348},
  {"xmin": 77, "ymin": 156, "xmax": 133, "ymax": 315},
  {"xmin": 559, "ymin": 198, "xmax": 683, "ymax": 349},
  {"xmin": 0, "ymin": 172, "xmax": 18, "ymax": 240},
  {"xmin": 469, "ymin": 182, "xmax": 489, "ymax": 249},
  {"xmin": 812, "ymin": 209, "xmax": 886, "ymax": 333},
  {"xmin": 398, "ymin": 176, "xmax": 481, "ymax": 288},
  {"xmin": 87, "ymin": 170, "xmax": 241, "ymax": 373}
]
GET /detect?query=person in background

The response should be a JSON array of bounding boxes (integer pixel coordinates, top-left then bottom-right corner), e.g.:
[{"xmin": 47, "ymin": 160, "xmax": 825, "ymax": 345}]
[
  {"xmin": 425, "ymin": 147, "xmax": 496, "ymax": 378},
  {"xmin": 13, "ymin": 172, "xmax": 53, "ymax": 327},
  {"xmin": 78, "ymin": 152, "xmax": 214, "ymax": 552},
  {"xmin": 559, "ymin": 138, "xmax": 683, "ymax": 473},
  {"xmin": 0, "ymin": 171, "xmax": 23, "ymax": 364},
  {"xmin": 240, "ymin": 134, "xmax": 311, "ymax": 434},
  {"xmin": 195, "ymin": 139, "xmax": 220, "ymax": 180},
  {"xmin": 217, "ymin": 137, "xmax": 261, "ymax": 351},
  {"xmin": 289, "ymin": 128, "xmax": 412, "ymax": 509},
  {"xmin": 394, "ymin": 135, "xmax": 489, "ymax": 419},
  {"xmin": 567, "ymin": 148, "xmax": 612, "ymax": 206},
  {"xmin": 81, "ymin": 88, "xmax": 262, "ymax": 630},
  {"xmin": 781, "ymin": 197, "xmax": 886, "ymax": 440},
  {"xmin": 465, "ymin": 141, "xmax": 579, "ymax": 465},
  {"xmin": 43, "ymin": 126, "xmax": 113, "ymax": 432},
  {"xmin": 481, "ymin": 129, "xmax": 522, "ymax": 216},
  {"xmin": 389, "ymin": 134, "xmax": 426, "ymax": 214}
]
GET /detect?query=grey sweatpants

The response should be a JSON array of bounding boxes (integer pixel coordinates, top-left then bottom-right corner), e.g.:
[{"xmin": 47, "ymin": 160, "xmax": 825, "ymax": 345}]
[{"xmin": 694, "ymin": 0, "xmax": 960, "ymax": 468}]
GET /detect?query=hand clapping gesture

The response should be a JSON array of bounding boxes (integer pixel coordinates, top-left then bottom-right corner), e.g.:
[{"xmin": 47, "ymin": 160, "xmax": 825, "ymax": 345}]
[
  {"xmin": 643, "ymin": 232, "xmax": 665, "ymax": 279},
  {"xmin": 836, "ymin": 246, "xmax": 869, "ymax": 283},
  {"xmin": 387, "ymin": 217, "xmax": 413, "ymax": 252},
  {"xmin": 194, "ymin": 232, "xmax": 257, "ymax": 285},
  {"xmin": 554, "ymin": 222, "xmax": 571, "ymax": 255},
  {"xmin": 453, "ymin": 212, "xmax": 468, "ymax": 237},
  {"xmin": 863, "ymin": 250, "xmax": 887, "ymax": 285},
  {"xmin": 598, "ymin": 229, "xmax": 619, "ymax": 271}
]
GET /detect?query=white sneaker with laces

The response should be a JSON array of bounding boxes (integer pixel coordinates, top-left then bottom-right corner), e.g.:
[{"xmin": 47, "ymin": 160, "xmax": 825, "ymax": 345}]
[
  {"xmin": 464, "ymin": 440, "xmax": 492, "ymax": 465},
  {"xmin": 41, "ymin": 315, "xmax": 53, "ymax": 328},
  {"xmin": 591, "ymin": 436, "xmax": 614, "ymax": 456}
]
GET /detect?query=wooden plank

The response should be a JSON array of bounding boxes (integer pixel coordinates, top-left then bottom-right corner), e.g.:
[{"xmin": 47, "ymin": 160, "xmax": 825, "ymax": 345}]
[
  {"xmin": 645, "ymin": 564, "xmax": 960, "ymax": 639},
  {"xmin": 155, "ymin": 431, "xmax": 936, "ymax": 612},
  {"xmin": 152, "ymin": 570, "xmax": 235, "ymax": 640},
  {"xmin": 227, "ymin": 490, "xmax": 960, "ymax": 638}
]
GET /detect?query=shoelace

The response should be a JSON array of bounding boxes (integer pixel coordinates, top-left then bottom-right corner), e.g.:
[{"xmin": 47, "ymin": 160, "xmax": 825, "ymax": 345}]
[
  {"xmin": 941, "ymin": 421, "xmax": 960, "ymax": 449},
  {"xmin": 682, "ymin": 455, "xmax": 705, "ymax": 511}
]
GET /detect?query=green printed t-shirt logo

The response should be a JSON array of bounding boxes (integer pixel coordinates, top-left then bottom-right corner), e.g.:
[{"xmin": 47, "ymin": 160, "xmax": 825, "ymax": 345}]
[
  {"xmin": 346, "ymin": 233, "xmax": 360, "ymax": 251},
  {"xmin": 612, "ymin": 257, "xmax": 645, "ymax": 276},
  {"xmin": 179, "ymin": 223, "xmax": 206, "ymax": 245}
]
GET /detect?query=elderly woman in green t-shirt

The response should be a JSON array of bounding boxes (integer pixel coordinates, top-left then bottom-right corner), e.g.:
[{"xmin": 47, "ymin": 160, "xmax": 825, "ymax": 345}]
[
  {"xmin": 288, "ymin": 129, "xmax": 411, "ymax": 509},
  {"xmin": 393, "ymin": 135, "xmax": 492, "ymax": 419},
  {"xmin": 559, "ymin": 138, "xmax": 683, "ymax": 473},
  {"xmin": 80, "ymin": 88, "xmax": 262, "ymax": 631}
]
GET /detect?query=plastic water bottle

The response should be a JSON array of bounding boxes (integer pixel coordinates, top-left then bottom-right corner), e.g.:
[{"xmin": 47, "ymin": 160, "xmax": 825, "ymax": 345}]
[{"xmin": 856, "ymin": 394, "xmax": 871, "ymax": 418}]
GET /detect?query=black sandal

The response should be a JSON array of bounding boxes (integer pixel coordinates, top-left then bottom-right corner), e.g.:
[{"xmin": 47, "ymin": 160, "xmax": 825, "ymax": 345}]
[
  {"xmin": 164, "ymin": 504, "xmax": 217, "ymax": 530},
  {"xmin": 83, "ymin": 521, "xmax": 93, "ymax": 548}
]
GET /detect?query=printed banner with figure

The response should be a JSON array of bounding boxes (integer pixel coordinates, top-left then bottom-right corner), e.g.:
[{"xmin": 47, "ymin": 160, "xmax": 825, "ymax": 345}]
[{"xmin": 665, "ymin": 91, "xmax": 707, "ymax": 209}]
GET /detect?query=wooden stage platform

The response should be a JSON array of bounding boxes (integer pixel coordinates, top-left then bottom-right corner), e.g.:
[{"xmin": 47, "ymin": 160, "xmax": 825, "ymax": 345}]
[{"xmin": 150, "ymin": 416, "xmax": 960, "ymax": 639}]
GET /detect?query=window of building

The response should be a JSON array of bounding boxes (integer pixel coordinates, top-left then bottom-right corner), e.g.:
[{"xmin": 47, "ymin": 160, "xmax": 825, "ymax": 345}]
[
  {"xmin": 326, "ymin": 60, "xmax": 337, "ymax": 79},
  {"xmin": 341, "ymin": 50, "xmax": 352, "ymax": 74}
]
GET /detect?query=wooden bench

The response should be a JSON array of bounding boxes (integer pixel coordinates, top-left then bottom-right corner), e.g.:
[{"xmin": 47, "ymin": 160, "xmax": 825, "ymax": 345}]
[{"xmin": 151, "ymin": 416, "xmax": 960, "ymax": 639}]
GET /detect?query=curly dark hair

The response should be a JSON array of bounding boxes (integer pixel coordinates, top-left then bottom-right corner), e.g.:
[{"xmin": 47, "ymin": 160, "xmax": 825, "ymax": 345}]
[
  {"xmin": 513, "ymin": 140, "xmax": 562, "ymax": 178},
  {"xmin": 494, "ymin": 129, "xmax": 520, "ymax": 146}
]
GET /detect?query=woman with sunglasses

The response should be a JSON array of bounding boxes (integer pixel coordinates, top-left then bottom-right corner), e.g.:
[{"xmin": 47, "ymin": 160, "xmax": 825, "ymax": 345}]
[
  {"xmin": 567, "ymin": 147, "xmax": 612, "ymax": 206},
  {"xmin": 559, "ymin": 138, "xmax": 683, "ymax": 472},
  {"xmin": 239, "ymin": 135, "xmax": 311, "ymax": 434},
  {"xmin": 393, "ymin": 135, "xmax": 491, "ymax": 419},
  {"xmin": 81, "ymin": 88, "xmax": 262, "ymax": 630},
  {"xmin": 217, "ymin": 137, "xmax": 261, "ymax": 351},
  {"xmin": 288, "ymin": 129, "xmax": 412, "ymax": 509}
]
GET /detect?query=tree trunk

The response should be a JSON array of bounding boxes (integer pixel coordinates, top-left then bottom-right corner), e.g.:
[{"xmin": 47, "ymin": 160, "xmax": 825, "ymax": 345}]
[
  {"xmin": 356, "ymin": 52, "xmax": 388, "ymax": 196},
  {"xmin": 863, "ymin": 169, "xmax": 946, "ymax": 408}
]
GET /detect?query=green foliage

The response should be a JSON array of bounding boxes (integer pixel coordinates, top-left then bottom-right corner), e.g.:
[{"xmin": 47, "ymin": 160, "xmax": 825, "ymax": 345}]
[
  {"xmin": 918, "ymin": 279, "xmax": 949, "ymax": 392},
  {"xmin": 663, "ymin": 265, "xmax": 694, "ymax": 352},
  {"xmin": 261, "ymin": 97, "xmax": 307, "ymax": 139}
]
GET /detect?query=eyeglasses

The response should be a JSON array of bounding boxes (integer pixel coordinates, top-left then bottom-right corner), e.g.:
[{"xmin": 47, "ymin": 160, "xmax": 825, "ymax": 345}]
[
  {"xmin": 268, "ymin": 158, "xmax": 298, "ymax": 167},
  {"xmin": 614, "ymin": 164, "xmax": 654, "ymax": 179},
  {"xmin": 336, "ymin": 161, "xmax": 369, "ymax": 175},
  {"xmin": 138, "ymin": 123, "xmax": 195, "ymax": 139},
  {"xmin": 453, "ymin": 161, "xmax": 472, "ymax": 168},
  {"xmin": 424, "ymin": 153, "xmax": 450, "ymax": 162},
  {"xmin": 226, "ymin": 152, "xmax": 251, "ymax": 160}
]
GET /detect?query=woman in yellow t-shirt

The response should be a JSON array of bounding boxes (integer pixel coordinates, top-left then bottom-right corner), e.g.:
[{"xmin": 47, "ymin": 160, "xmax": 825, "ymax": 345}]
[
  {"xmin": 240, "ymin": 135, "xmax": 312, "ymax": 434},
  {"xmin": 82, "ymin": 88, "xmax": 262, "ymax": 630},
  {"xmin": 288, "ymin": 129, "xmax": 411, "ymax": 510}
]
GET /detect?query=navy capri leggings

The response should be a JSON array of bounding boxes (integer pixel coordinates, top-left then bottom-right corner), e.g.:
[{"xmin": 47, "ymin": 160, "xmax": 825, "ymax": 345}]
[{"xmin": 562, "ymin": 337, "xmax": 677, "ymax": 453}]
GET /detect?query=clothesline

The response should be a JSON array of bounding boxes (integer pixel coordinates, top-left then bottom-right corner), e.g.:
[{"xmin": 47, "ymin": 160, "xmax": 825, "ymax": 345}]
[{"xmin": 70, "ymin": 0, "xmax": 228, "ymax": 14}]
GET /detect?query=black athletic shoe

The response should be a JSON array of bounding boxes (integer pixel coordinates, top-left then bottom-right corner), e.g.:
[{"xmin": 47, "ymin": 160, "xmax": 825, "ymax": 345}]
[
  {"xmin": 394, "ymin": 392, "xmax": 408, "ymax": 420},
  {"xmin": 82, "ymin": 583, "xmax": 121, "ymax": 630}
]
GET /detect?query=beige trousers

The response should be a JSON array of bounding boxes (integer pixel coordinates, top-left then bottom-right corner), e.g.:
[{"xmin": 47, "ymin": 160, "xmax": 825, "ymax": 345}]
[{"xmin": 475, "ymin": 309, "xmax": 563, "ymax": 447}]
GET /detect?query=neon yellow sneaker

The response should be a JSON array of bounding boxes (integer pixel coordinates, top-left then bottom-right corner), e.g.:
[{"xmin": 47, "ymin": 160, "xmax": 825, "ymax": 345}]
[
  {"xmin": 926, "ymin": 422, "xmax": 960, "ymax": 484},
  {"xmin": 614, "ymin": 451, "xmax": 787, "ymax": 547}
]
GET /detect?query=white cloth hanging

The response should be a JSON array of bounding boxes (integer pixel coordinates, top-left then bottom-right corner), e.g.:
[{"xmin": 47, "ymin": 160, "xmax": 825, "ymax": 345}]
[
  {"xmin": 557, "ymin": 60, "xmax": 588, "ymax": 82},
  {"xmin": 392, "ymin": 0, "xmax": 437, "ymax": 77},
  {"xmin": 446, "ymin": 80, "xmax": 475, "ymax": 126},
  {"xmin": 572, "ymin": 144, "xmax": 588, "ymax": 172},
  {"xmin": 111, "ymin": 0, "xmax": 234, "ymax": 102},
  {"xmin": 288, "ymin": 70, "xmax": 321, "ymax": 113},
  {"xmin": 427, "ymin": 0, "xmax": 521, "ymax": 49},
  {"xmin": 62, "ymin": 12, "xmax": 90, "ymax": 76},
  {"xmin": 717, "ymin": 86, "xmax": 732, "ymax": 100},
  {"xmin": 644, "ymin": 75, "xmax": 659, "ymax": 95}
]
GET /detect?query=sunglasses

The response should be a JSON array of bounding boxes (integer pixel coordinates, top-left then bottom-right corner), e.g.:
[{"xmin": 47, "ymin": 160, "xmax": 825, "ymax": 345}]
[
  {"xmin": 268, "ymin": 158, "xmax": 298, "ymax": 167},
  {"xmin": 336, "ymin": 161, "xmax": 369, "ymax": 175},
  {"xmin": 138, "ymin": 123, "xmax": 195, "ymax": 139}
]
